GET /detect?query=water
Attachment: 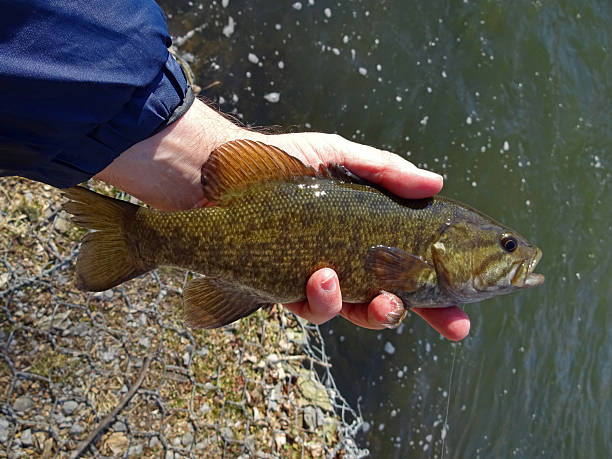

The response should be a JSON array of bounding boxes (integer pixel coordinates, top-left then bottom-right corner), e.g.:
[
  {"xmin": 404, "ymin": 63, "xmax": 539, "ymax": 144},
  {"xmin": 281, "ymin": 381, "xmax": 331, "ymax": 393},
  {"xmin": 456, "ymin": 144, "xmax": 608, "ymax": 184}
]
[{"xmin": 162, "ymin": 1, "xmax": 610, "ymax": 456}]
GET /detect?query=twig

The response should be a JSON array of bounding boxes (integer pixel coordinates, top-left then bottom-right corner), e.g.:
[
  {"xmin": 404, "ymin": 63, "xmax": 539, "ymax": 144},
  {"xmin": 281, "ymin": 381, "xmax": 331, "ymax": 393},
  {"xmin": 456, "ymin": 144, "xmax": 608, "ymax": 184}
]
[
  {"xmin": 72, "ymin": 352, "xmax": 154, "ymax": 458},
  {"xmin": 273, "ymin": 355, "xmax": 332, "ymax": 368}
]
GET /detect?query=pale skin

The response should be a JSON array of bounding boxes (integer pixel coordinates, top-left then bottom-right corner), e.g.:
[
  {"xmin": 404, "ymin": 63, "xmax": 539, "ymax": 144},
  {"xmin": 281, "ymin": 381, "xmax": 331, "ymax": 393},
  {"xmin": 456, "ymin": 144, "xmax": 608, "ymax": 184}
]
[{"xmin": 95, "ymin": 98, "xmax": 470, "ymax": 341}]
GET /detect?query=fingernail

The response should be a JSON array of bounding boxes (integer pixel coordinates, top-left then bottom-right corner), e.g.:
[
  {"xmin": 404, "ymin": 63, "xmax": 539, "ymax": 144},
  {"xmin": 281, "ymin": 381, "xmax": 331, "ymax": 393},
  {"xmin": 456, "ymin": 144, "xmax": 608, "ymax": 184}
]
[
  {"xmin": 320, "ymin": 272, "xmax": 336, "ymax": 292},
  {"xmin": 418, "ymin": 169, "xmax": 443, "ymax": 181},
  {"xmin": 381, "ymin": 291, "xmax": 407, "ymax": 329}
]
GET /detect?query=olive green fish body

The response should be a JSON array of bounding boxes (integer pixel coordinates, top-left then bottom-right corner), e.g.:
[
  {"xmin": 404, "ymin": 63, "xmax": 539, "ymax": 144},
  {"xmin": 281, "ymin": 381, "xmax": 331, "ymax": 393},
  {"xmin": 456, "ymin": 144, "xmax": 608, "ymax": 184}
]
[
  {"xmin": 64, "ymin": 140, "xmax": 544, "ymax": 329},
  {"xmin": 133, "ymin": 179, "xmax": 423, "ymax": 301}
]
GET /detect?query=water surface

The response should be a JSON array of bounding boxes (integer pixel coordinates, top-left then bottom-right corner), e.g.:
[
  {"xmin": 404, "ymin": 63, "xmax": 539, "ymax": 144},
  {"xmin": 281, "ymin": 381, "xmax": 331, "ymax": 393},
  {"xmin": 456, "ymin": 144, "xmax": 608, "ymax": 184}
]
[{"xmin": 162, "ymin": 1, "xmax": 611, "ymax": 456}]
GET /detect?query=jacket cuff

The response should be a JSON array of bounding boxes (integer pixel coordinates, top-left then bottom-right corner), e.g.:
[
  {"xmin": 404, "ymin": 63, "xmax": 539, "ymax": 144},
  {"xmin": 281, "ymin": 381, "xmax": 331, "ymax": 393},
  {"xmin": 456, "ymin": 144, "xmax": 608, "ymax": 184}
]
[{"xmin": 41, "ymin": 53, "xmax": 193, "ymax": 188}]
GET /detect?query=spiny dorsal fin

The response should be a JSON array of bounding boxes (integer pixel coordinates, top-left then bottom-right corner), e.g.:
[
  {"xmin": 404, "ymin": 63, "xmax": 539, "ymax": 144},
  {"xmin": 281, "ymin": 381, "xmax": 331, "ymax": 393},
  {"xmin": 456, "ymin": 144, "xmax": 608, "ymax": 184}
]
[
  {"xmin": 184, "ymin": 276, "xmax": 273, "ymax": 329},
  {"xmin": 201, "ymin": 139, "xmax": 318, "ymax": 204}
]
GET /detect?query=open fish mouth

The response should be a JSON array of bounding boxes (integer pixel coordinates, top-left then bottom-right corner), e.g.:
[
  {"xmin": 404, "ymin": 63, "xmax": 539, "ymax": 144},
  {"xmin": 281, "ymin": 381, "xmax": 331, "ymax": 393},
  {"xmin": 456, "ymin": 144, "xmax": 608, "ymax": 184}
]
[{"xmin": 512, "ymin": 248, "xmax": 545, "ymax": 288}]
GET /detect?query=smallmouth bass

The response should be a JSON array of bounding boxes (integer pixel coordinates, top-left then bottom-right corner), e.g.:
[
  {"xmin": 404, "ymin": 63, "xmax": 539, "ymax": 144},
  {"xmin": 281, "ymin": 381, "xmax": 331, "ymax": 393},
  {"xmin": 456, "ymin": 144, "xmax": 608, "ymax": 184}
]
[{"xmin": 63, "ymin": 140, "xmax": 544, "ymax": 328}]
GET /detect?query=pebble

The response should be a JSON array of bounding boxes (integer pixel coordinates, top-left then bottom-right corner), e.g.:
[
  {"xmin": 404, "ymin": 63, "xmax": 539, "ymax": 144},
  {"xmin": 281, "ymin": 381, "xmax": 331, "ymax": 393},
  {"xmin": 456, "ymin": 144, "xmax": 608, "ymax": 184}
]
[
  {"xmin": 303, "ymin": 406, "xmax": 317, "ymax": 430},
  {"xmin": 128, "ymin": 444, "xmax": 143, "ymax": 456},
  {"xmin": 149, "ymin": 436, "xmax": 160, "ymax": 448},
  {"xmin": 113, "ymin": 421, "xmax": 127, "ymax": 432},
  {"xmin": 199, "ymin": 402, "xmax": 210, "ymax": 415},
  {"xmin": 70, "ymin": 424, "xmax": 84, "ymax": 435},
  {"xmin": 221, "ymin": 427, "xmax": 234, "ymax": 441},
  {"xmin": 101, "ymin": 349, "xmax": 116, "ymax": 363},
  {"xmin": 69, "ymin": 322, "xmax": 89, "ymax": 337},
  {"xmin": 62, "ymin": 400, "xmax": 78, "ymax": 415},
  {"xmin": 20, "ymin": 429, "xmax": 33, "ymax": 446},
  {"xmin": 181, "ymin": 432, "xmax": 194, "ymax": 447},
  {"xmin": 13, "ymin": 396, "xmax": 33, "ymax": 413},
  {"xmin": 0, "ymin": 417, "xmax": 9, "ymax": 443}
]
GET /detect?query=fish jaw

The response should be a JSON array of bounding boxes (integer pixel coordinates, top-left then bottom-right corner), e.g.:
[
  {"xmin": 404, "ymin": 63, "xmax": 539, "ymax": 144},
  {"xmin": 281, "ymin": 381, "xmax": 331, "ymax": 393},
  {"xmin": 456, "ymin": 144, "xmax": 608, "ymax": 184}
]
[{"xmin": 511, "ymin": 247, "xmax": 545, "ymax": 288}]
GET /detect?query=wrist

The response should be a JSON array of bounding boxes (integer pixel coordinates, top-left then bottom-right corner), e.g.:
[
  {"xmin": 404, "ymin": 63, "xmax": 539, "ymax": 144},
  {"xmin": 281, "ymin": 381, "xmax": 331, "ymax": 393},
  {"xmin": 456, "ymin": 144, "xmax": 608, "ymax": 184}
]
[{"xmin": 94, "ymin": 98, "xmax": 262, "ymax": 210}]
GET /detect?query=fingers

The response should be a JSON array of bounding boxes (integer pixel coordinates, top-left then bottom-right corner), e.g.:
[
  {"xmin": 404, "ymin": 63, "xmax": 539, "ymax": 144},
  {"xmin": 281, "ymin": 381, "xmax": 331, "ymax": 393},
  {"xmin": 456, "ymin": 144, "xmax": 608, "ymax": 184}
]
[
  {"xmin": 410, "ymin": 306, "xmax": 470, "ymax": 341},
  {"xmin": 340, "ymin": 291, "xmax": 406, "ymax": 330},
  {"xmin": 332, "ymin": 137, "xmax": 443, "ymax": 199},
  {"xmin": 283, "ymin": 268, "xmax": 471, "ymax": 341},
  {"xmin": 283, "ymin": 268, "xmax": 342, "ymax": 325}
]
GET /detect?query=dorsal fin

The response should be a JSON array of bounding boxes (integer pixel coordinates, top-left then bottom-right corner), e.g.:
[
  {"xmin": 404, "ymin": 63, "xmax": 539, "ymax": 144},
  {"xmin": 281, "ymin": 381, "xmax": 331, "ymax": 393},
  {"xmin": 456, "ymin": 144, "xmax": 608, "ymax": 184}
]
[{"xmin": 201, "ymin": 139, "xmax": 318, "ymax": 204}]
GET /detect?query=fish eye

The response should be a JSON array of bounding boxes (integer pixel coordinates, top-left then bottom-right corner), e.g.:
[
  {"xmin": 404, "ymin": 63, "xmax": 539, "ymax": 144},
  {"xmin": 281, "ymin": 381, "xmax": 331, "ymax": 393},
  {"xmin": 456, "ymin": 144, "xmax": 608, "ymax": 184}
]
[{"xmin": 501, "ymin": 234, "xmax": 518, "ymax": 252}]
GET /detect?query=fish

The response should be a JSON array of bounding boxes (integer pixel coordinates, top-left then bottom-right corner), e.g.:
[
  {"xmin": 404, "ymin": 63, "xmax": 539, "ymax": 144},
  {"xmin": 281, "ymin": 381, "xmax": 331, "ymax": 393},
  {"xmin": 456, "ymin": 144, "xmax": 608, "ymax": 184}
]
[{"xmin": 63, "ymin": 139, "xmax": 544, "ymax": 329}]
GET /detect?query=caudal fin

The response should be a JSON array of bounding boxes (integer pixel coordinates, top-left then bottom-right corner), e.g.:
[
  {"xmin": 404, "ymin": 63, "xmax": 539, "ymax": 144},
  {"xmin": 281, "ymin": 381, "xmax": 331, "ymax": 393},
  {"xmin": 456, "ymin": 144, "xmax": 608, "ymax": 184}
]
[{"xmin": 63, "ymin": 187, "xmax": 154, "ymax": 291}]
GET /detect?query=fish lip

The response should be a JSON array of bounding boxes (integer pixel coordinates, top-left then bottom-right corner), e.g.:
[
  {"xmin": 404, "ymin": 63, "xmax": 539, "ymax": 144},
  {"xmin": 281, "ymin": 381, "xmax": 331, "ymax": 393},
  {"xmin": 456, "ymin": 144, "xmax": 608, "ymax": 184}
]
[{"xmin": 513, "ymin": 248, "xmax": 545, "ymax": 288}]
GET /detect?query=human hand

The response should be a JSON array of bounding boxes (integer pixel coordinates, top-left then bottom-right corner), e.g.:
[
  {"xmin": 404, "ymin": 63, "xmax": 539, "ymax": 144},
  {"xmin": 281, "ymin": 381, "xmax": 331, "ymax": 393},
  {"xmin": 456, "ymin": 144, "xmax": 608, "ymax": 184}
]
[{"xmin": 262, "ymin": 132, "xmax": 470, "ymax": 341}]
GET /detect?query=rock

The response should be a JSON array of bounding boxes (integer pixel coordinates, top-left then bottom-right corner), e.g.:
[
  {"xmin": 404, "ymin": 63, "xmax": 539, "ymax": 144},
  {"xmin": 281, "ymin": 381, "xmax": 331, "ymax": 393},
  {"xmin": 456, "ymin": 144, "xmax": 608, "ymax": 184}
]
[
  {"xmin": 113, "ymin": 421, "xmax": 127, "ymax": 432},
  {"xmin": 20, "ymin": 429, "xmax": 33, "ymax": 446},
  {"xmin": 53, "ymin": 413, "xmax": 68, "ymax": 424},
  {"xmin": 128, "ymin": 444, "xmax": 143, "ymax": 456},
  {"xmin": 268, "ymin": 382, "xmax": 282, "ymax": 411},
  {"xmin": 181, "ymin": 432, "xmax": 194, "ymax": 447},
  {"xmin": 69, "ymin": 322, "xmax": 89, "ymax": 337},
  {"xmin": 0, "ymin": 417, "xmax": 9, "ymax": 443},
  {"xmin": 303, "ymin": 406, "xmax": 317, "ymax": 430},
  {"xmin": 274, "ymin": 432, "xmax": 286, "ymax": 449},
  {"xmin": 295, "ymin": 370, "xmax": 333, "ymax": 412},
  {"xmin": 105, "ymin": 432, "xmax": 128, "ymax": 456},
  {"xmin": 33, "ymin": 431, "xmax": 47, "ymax": 452},
  {"xmin": 199, "ymin": 402, "xmax": 210, "ymax": 415},
  {"xmin": 13, "ymin": 396, "xmax": 33, "ymax": 413},
  {"xmin": 165, "ymin": 451, "xmax": 175, "ymax": 459},
  {"xmin": 198, "ymin": 346, "xmax": 209, "ymax": 357},
  {"xmin": 0, "ymin": 272, "xmax": 9, "ymax": 290},
  {"xmin": 62, "ymin": 400, "xmax": 78, "ymax": 415},
  {"xmin": 220, "ymin": 427, "xmax": 234, "ymax": 441},
  {"xmin": 138, "ymin": 336, "xmax": 150, "ymax": 348},
  {"xmin": 101, "ymin": 348, "xmax": 116, "ymax": 363},
  {"xmin": 149, "ymin": 437, "xmax": 160, "ymax": 448},
  {"xmin": 54, "ymin": 216, "xmax": 71, "ymax": 233},
  {"xmin": 70, "ymin": 424, "xmax": 84, "ymax": 435}
]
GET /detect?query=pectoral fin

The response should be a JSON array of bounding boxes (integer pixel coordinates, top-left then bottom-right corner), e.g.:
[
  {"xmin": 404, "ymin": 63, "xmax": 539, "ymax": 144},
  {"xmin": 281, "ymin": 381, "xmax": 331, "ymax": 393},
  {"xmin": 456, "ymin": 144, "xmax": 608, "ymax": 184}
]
[
  {"xmin": 183, "ymin": 277, "xmax": 273, "ymax": 329},
  {"xmin": 365, "ymin": 246, "xmax": 436, "ymax": 292}
]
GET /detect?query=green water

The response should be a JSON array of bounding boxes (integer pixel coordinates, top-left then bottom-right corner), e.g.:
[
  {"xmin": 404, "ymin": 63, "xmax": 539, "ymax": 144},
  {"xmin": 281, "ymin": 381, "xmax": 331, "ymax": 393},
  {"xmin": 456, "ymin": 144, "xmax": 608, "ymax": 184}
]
[{"xmin": 162, "ymin": 1, "xmax": 611, "ymax": 456}]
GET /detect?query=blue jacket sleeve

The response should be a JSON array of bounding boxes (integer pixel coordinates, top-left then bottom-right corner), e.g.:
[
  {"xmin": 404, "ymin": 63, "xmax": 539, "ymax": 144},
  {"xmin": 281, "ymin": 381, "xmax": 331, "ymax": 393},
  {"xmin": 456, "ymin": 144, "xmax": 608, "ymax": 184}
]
[{"xmin": 0, "ymin": 0, "xmax": 193, "ymax": 188}]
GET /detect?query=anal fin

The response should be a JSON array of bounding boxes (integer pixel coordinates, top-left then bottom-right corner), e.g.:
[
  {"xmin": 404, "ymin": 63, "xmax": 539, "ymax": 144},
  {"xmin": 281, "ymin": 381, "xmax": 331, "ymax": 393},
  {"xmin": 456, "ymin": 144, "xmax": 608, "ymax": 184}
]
[{"xmin": 183, "ymin": 277, "xmax": 273, "ymax": 329}]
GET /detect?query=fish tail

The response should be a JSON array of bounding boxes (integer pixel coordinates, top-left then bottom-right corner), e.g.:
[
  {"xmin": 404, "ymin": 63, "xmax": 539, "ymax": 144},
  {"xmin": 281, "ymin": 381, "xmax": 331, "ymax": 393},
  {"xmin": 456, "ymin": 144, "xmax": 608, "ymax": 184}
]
[{"xmin": 62, "ymin": 186, "xmax": 155, "ymax": 291}]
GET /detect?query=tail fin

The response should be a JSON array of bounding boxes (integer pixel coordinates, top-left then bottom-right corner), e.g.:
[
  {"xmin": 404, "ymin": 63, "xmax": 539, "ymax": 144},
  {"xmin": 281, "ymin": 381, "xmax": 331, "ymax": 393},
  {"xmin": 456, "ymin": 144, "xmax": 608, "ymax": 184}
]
[{"xmin": 63, "ymin": 186, "xmax": 154, "ymax": 291}]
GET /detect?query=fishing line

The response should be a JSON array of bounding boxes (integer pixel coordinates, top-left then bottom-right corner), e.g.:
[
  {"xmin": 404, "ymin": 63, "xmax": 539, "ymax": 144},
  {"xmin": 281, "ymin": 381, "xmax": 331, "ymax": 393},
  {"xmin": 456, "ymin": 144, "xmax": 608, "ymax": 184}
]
[{"xmin": 440, "ymin": 341, "xmax": 458, "ymax": 459}]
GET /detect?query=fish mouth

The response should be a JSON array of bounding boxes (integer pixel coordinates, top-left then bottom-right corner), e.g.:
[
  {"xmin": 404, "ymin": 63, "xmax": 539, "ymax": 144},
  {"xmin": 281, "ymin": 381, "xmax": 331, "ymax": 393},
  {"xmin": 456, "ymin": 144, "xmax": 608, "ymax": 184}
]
[{"xmin": 512, "ymin": 248, "xmax": 545, "ymax": 288}]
